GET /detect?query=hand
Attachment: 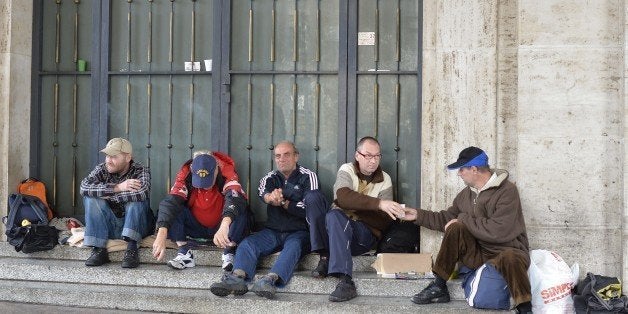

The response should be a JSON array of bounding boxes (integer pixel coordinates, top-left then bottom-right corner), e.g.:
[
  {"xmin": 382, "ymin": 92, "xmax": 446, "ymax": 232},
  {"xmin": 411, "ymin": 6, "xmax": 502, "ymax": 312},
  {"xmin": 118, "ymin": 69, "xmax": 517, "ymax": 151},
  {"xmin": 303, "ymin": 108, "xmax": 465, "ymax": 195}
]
[
  {"xmin": 152, "ymin": 228, "xmax": 168, "ymax": 261},
  {"xmin": 444, "ymin": 218, "xmax": 459, "ymax": 231},
  {"xmin": 378, "ymin": 200, "xmax": 404, "ymax": 220},
  {"xmin": 213, "ymin": 218, "xmax": 235, "ymax": 248},
  {"xmin": 116, "ymin": 179, "xmax": 141, "ymax": 192},
  {"xmin": 266, "ymin": 188, "xmax": 284, "ymax": 206},
  {"xmin": 400, "ymin": 207, "xmax": 418, "ymax": 221}
]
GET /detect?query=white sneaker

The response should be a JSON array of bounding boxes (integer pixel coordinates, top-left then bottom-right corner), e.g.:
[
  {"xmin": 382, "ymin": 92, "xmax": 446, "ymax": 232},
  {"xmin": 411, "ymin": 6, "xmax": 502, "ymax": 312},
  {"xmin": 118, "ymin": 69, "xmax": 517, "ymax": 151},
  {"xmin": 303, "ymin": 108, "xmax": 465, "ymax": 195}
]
[
  {"xmin": 168, "ymin": 250, "xmax": 195, "ymax": 270},
  {"xmin": 222, "ymin": 253, "xmax": 234, "ymax": 271}
]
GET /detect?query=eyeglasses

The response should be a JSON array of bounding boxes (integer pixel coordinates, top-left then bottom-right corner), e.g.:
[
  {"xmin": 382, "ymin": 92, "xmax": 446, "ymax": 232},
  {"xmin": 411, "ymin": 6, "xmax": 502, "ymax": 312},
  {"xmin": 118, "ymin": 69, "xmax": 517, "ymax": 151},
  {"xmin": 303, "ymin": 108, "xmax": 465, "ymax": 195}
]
[{"xmin": 357, "ymin": 151, "xmax": 382, "ymax": 161}]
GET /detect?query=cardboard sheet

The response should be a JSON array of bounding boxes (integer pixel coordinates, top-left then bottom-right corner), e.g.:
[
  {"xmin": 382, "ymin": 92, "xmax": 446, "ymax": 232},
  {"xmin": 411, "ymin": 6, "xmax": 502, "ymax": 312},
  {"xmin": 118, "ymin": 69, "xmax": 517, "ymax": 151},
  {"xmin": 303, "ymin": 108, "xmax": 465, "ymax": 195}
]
[{"xmin": 371, "ymin": 253, "xmax": 433, "ymax": 278}]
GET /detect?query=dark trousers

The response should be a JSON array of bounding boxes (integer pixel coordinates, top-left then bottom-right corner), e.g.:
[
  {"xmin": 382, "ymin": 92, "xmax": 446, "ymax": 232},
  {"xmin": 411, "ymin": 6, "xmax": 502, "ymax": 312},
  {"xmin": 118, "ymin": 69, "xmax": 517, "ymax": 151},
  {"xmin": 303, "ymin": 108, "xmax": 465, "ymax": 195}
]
[
  {"xmin": 432, "ymin": 222, "xmax": 532, "ymax": 305},
  {"xmin": 303, "ymin": 190, "xmax": 330, "ymax": 252},
  {"xmin": 315, "ymin": 209, "xmax": 376, "ymax": 277}
]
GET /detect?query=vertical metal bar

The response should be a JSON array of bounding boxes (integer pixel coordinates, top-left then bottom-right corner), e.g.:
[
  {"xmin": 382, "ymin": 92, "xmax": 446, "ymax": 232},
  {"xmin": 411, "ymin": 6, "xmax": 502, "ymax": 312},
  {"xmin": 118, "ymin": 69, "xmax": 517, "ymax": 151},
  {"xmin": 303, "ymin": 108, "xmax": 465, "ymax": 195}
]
[
  {"xmin": 270, "ymin": 83, "xmax": 275, "ymax": 136},
  {"xmin": 374, "ymin": 8, "xmax": 379, "ymax": 63},
  {"xmin": 127, "ymin": 0, "xmax": 132, "ymax": 63},
  {"xmin": 293, "ymin": 9, "xmax": 298, "ymax": 62},
  {"xmin": 292, "ymin": 82, "xmax": 297, "ymax": 137},
  {"xmin": 54, "ymin": 83, "xmax": 59, "ymax": 133},
  {"xmin": 315, "ymin": 8, "xmax": 320, "ymax": 62},
  {"xmin": 394, "ymin": 82, "xmax": 401, "ymax": 199},
  {"xmin": 72, "ymin": 80, "xmax": 78, "ymax": 208},
  {"xmin": 55, "ymin": 1, "xmax": 61, "ymax": 64},
  {"xmin": 247, "ymin": 83, "xmax": 252, "ymax": 136},
  {"xmin": 167, "ymin": 81, "xmax": 173, "ymax": 191},
  {"xmin": 314, "ymin": 82, "xmax": 320, "ymax": 172},
  {"xmin": 169, "ymin": 1, "xmax": 174, "ymax": 63},
  {"xmin": 74, "ymin": 1, "xmax": 79, "ymax": 63},
  {"xmin": 126, "ymin": 80, "xmax": 131, "ymax": 134},
  {"xmin": 190, "ymin": 2, "xmax": 196, "ymax": 61},
  {"xmin": 416, "ymin": 0, "xmax": 424, "ymax": 209},
  {"xmin": 72, "ymin": 154, "xmax": 76, "ymax": 207},
  {"xmin": 248, "ymin": 9, "xmax": 253, "ymax": 62},
  {"xmin": 271, "ymin": 9, "xmax": 275, "ymax": 62},
  {"xmin": 373, "ymin": 83, "xmax": 379, "ymax": 137},
  {"xmin": 147, "ymin": 82, "xmax": 152, "ymax": 136},
  {"xmin": 148, "ymin": 0, "xmax": 153, "ymax": 63},
  {"xmin": 189, "ymin": 83, "xmax": 194, "ymax": 138},
  {"xmin": 396, "ymin": 7, "xmax": 400, "ymax": 62},
  {"xmin": 53, "ymin": 156, "xmax": 57, "ymax": 208}
]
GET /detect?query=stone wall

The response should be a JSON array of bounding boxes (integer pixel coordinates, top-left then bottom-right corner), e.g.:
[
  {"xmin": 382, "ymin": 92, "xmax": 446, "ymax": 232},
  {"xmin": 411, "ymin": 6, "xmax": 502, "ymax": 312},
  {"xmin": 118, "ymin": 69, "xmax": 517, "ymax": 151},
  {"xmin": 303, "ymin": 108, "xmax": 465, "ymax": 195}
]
[
  {"xmin": 0, "ymin": 1, "xmax": 32, "ymax": 238},
  {"xmin": 422, "ymin": 0, "xmax": 626, "ymax": 290}
]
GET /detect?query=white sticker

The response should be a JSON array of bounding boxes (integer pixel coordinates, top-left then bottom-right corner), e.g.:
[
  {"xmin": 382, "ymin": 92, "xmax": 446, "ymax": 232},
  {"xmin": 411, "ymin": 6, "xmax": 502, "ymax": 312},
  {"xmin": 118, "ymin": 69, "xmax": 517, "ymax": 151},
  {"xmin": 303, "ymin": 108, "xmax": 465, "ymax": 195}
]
[{"xmin": 358, "ymin": 32, "xmax": 376, "ymax": 46}]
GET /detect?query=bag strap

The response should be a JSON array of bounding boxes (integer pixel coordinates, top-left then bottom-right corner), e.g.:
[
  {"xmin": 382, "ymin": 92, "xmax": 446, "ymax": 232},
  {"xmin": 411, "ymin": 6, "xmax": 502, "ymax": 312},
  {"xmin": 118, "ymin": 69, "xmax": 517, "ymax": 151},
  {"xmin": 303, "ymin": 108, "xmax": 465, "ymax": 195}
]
[
  {"xmin": 23, "ymin": 194, "xmax": 49, "ymax": 224},
  {"xmin": 588, "ymin": 273, "xmax": 613, "ymax": 311}
]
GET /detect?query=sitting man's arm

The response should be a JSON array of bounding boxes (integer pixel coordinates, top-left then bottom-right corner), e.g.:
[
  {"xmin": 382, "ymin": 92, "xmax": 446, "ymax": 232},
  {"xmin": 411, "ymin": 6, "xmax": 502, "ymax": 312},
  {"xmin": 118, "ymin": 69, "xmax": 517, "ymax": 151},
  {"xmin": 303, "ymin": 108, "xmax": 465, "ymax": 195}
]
[{"xmin": 80, "ymin": 164, "xmax": 116, "ymax": 199}]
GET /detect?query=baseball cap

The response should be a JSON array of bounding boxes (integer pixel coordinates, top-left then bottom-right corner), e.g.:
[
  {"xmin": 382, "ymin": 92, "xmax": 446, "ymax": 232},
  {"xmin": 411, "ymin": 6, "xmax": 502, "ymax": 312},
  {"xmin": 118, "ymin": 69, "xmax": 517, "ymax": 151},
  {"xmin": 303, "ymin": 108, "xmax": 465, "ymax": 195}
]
[
  {"xmin": 446, "ymin": 146, "xmax": 488, "ymax": 170},
  {"xmin": 191, "ymin": 154, "xmax": 217, "ymax": 188},
  {"xmin": 100, "ymin": 138, "xmax": 132, "ymax": 156}
]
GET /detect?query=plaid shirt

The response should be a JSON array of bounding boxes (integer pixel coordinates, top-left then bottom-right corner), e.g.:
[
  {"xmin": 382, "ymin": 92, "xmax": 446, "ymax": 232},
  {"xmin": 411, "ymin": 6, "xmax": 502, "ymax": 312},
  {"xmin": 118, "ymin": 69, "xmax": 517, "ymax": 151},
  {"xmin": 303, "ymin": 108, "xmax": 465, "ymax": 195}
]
[{"xmin": 80, "ymin": 160, "xmax": 151, "ymax": 206}]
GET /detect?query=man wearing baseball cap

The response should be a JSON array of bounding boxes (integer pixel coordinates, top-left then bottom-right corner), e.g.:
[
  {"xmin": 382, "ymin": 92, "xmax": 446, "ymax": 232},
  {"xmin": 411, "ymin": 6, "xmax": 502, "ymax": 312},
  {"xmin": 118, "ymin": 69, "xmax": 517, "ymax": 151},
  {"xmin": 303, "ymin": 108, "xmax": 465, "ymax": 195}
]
[
  {"xmin": 401, "ymin": 146, "xmax": 532, "ymax": 313},
  {"xmin": 80, "ymin": 138, "xmax": 153, "ymax": 269},
  {"xmin": 152, "ymin": 150, "xmax": 250, "ymax": 272}
]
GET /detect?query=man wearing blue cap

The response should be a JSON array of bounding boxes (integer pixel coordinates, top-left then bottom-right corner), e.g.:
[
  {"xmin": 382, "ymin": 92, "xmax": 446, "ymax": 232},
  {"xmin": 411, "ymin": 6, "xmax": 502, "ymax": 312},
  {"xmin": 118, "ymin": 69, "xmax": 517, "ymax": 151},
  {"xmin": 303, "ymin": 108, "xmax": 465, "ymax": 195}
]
[
  {"xmin": 402, "ymin": 146, "xmax": 532, "ymax": 314},
  {"xmin": 152, "ymin": 150, "xmax": 250, "ymax": 271}
]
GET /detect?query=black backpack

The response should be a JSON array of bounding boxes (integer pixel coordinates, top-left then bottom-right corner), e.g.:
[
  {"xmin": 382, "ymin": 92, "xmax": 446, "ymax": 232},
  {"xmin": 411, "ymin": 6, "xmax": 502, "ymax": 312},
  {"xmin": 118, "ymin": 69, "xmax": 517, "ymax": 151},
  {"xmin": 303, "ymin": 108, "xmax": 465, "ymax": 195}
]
[
  {"xmin": 377, "ymin": 220, "xmax": 420, "ymax": 253},
  {"xmin": 3, "ymin": 193, "xmax": 58, "ymax": 253},
  {"xmin": 573, "ymin": 272, "xmax": 628, "ymax": 313}
]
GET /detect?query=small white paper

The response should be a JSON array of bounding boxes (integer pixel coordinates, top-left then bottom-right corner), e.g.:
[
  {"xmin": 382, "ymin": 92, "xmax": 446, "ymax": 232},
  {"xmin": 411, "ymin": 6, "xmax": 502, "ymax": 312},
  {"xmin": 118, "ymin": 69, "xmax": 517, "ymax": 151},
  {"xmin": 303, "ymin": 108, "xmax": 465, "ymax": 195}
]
[
  {"xmin": 193, "ymin": 62, "xmax": 201, "ymax": 71},
  {"xmin": 184, "ymin": 62, "xmax": 193, "ymax": 71},
  {"xmin": 204, "ymin": 59, "xmax": 212, "ymax": 72},
  {"xmin": 358, "ymin": 32, "xmax": 376, "ymax": 46}
]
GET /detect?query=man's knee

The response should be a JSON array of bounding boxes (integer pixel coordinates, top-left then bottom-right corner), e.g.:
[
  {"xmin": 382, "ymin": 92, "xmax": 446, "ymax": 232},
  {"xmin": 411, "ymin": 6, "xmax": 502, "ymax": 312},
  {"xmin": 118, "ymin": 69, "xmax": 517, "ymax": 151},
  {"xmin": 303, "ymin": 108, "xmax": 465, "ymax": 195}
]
[{"xmin": 325, "ymin": 209, "xmax": 346, "ymax": 226}]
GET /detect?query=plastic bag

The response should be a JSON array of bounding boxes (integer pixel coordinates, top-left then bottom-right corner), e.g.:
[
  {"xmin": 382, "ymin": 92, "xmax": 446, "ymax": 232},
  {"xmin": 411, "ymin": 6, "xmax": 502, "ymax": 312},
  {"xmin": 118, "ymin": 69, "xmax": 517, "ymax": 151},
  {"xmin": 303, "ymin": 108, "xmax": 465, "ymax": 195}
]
[{"xmin": 529, "ymin": 249, "xmax": 579, "ymax": 314}]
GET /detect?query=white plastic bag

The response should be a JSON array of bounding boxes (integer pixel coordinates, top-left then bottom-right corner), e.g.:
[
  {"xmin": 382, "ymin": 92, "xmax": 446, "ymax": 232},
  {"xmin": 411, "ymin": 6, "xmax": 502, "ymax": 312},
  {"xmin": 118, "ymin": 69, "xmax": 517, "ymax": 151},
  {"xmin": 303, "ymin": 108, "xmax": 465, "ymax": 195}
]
[{"xmin": 528, "ymin": 249, "xmax": 579, "ymax": 314}]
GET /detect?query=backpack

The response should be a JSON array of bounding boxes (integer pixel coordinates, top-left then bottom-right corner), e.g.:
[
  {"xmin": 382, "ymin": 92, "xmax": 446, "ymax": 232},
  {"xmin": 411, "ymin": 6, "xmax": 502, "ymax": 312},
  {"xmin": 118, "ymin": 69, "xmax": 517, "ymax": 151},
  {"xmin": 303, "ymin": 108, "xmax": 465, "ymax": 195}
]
[
  {"xmin": 3, "ymin": 193, "xmax": 58, "ymax": 253},
  {"xmin": 460, "ymin": 262, "xmax": 511, "ymax": 310},
  {"xmin": 377, "ymin": 220, "xmax": 420, "ymax": 253},
  {"xmin": 573, "ymin": 272, "xmax": 628, "ymax": 313},
  {"xmin": 17, "ymin": 178, "xmax": 53, "ymax": 220}
]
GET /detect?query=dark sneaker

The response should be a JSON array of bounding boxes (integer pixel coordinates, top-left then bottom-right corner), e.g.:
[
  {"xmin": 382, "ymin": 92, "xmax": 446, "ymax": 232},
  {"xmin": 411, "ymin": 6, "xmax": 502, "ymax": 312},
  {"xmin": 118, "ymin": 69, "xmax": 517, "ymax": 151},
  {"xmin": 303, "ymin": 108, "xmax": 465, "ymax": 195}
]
[
  {"xmin": 210, "ymin": 273, "xmax": 248, "ymax": 297},
  {"xmin": 515, "ymin": 301, "xmax": 533, "ymax": 314},
  {"xmin": 251, "ymin": 275, "xmax": 277, "ymax": 299},
  {"xmin": 85, "ymin": 247, "xmax": 110, "ymax": 266},
  {"xmin": 121, "ymin": 248, "xmax": 140, "ymax": 268},
  {"xmin": 411, "ymin": 281, "xmax": 451, "ymax": 304},
  {"xmin": 329, "ymin": 279, "xmax": 357, "ymax": 302},
  {"xmin": 311, "ymin": 257, "xmax": 329, "ymax": 278}
]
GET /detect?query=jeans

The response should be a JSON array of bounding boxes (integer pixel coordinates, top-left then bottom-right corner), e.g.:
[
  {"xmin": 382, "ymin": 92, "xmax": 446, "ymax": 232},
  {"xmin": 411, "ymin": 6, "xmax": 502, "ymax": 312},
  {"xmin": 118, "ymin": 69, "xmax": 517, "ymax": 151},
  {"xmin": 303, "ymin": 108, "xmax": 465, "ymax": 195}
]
[
  {"xmin": 233, "ymin": 228, "xmax": 310, "ymax": 286},
  {"xmin": 83, "ymin": 197, "xmax": 153, "ymax": 248},
  {"xmin": 167, "ymin": 198, "xmax": 249, "ymax": 251},
  {"xmin": 324, "ymin": 209, "xmax": 376, "ymax": 277}
]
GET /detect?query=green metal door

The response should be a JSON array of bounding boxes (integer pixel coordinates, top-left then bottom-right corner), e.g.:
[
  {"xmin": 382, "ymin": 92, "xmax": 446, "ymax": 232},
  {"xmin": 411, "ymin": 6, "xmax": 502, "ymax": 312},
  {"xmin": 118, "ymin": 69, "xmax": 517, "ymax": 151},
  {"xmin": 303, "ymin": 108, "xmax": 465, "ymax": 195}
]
[{"xmin": 33, "ymin": 0, "xmax": 422, "ymax": 223}]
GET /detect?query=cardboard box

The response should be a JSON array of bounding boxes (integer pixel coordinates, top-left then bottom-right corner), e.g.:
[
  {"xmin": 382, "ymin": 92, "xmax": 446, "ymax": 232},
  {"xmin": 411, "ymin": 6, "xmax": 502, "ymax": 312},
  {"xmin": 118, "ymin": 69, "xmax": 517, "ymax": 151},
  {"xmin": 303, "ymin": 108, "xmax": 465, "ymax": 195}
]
[{"xmin": 371, "ymin": 253, "xmax": 433, "ymax": 277}]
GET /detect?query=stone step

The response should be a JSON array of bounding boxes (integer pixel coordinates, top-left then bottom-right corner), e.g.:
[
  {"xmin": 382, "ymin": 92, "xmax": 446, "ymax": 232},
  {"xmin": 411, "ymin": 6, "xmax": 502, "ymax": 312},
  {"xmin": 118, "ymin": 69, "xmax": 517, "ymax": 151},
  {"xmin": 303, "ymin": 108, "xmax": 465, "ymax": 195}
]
[
  {"xmin": 0, "ymin": 279, "xmax": 509, "ymax": 313},
  {"xmin": 0, "ymin": 257, "xmax": 462, "ymax": 299},
  {"xmin": 0, "ymin": 241, "xmax": 376, "ymax": 272}
]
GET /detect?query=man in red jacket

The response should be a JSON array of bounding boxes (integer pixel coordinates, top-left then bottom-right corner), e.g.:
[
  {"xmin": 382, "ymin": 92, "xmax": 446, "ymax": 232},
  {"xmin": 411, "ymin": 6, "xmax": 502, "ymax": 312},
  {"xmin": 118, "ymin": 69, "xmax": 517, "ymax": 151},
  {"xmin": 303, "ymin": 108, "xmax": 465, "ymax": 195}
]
[{"xmin": 151, "ymin": 150, "xmax": 249, "ymax": 271}]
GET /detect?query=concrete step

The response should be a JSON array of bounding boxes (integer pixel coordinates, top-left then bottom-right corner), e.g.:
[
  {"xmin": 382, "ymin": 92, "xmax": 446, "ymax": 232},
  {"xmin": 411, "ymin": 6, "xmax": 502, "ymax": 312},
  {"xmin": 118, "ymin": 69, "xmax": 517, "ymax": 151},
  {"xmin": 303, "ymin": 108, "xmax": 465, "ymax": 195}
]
[
  {"xmin": 0, "ymin": 279, "xmax": 509, "ymax": 313},
  {"xmin": 0, "ymin": 241, "xmax": 375, "ymax": 272}
]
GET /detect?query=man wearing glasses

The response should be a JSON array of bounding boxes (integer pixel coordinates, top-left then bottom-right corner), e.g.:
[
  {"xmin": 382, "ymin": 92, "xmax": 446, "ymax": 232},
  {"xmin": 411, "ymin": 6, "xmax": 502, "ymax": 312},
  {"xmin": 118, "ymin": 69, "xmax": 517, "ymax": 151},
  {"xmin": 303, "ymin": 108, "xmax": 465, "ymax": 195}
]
[{"xmin": 310, "ymin": 136, "xmax": 409, "ymax": 302}]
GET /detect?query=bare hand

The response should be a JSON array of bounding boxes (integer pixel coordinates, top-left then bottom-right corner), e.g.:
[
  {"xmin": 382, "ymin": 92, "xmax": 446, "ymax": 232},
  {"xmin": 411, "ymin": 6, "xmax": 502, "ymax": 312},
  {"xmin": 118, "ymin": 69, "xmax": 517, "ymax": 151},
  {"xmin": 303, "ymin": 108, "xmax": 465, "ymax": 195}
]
[
  {"xmin": 117, "ymin": 179, "xmax": 141, "ymax": 192},
  {"xmin": 266, "ymin": 189, "xmax": 284, "ymax": 207},
  {"xmin": 152, "ymin": 228, "xmax": 168, "ymax": 261},
  {"xmin": 400, "ymin": 207, "xmax": 418, "ymax": 221},
  {"xmin": 213, "ymin": 218, "xmax": 235, "ymax": 248},
  {"xmin": 444, "ymin": 218, "xmax": 459, "ymax": 231},
  {"xmin": 378, "ymin": 200, "xmax": 404, "ymax": 220}
]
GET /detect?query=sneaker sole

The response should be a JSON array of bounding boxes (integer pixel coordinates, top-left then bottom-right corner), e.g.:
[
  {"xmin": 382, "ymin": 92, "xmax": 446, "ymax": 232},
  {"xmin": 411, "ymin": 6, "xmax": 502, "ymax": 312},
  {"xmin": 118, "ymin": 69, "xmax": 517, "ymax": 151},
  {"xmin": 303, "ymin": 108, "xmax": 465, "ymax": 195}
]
[
  {"xmin": 252, "ymin": 289, "xmax": 275, "ymax": 299},
  {"xmin": 210, "ymin": 284, "xmax": 248, "ymax": 297},
  {"xmin": 168, "ymin": 261, "xmax": 196, "ymax": 270},
  {"xmin": 329, "ymin": 292, "xmax": 357, "ymax": 302},
  {"xmin": 311, "ymin": 271, "xmax": 327, "ymax": 279},
  {"xmin": 85, "ymin": 259, "xmax": 110, "ymax": 267},
  {"xmin": 410, "ymin": 295, "xmax": 451, "ymax": 305}
]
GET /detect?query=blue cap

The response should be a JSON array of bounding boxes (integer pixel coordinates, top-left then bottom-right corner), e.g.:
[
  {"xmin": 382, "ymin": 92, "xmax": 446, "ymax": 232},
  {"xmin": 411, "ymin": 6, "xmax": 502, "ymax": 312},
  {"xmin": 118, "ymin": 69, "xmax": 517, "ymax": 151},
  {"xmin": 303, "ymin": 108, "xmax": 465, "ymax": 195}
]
[
  {"xmin": 191, "ymin": 154, "xmax": 217, "ymax": 188},
  {"xmin": 447, "ymin": 147, "xmax": 488, "ymax": 170}
]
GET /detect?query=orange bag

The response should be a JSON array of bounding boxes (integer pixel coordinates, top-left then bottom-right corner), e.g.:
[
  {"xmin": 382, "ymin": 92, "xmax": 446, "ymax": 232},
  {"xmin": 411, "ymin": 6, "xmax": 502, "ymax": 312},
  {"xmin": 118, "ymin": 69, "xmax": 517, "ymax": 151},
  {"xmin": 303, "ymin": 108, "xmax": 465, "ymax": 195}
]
[{"xmin": 17, "ymin": 178, "xmax": 54, "ymax": 220}]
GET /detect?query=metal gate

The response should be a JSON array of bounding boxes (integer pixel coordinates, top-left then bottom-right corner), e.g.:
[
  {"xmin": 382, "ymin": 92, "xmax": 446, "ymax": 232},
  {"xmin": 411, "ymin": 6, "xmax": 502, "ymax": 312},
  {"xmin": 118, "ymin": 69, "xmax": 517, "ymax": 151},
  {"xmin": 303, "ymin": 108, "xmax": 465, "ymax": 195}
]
[{"xmin": 32, "ymin": 0, "xmax": 421, "ymax": 223}]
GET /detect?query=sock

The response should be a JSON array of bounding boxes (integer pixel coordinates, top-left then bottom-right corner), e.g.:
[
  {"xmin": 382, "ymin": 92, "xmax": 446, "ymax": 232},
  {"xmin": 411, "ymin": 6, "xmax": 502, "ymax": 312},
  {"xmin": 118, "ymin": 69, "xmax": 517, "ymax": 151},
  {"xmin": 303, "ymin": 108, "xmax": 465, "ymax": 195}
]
[
  {"xmin": 233, "ymin": 269, "xmax": 246, "ymax": 278},
  {"xmin": 516, "ymin": 301, "xmax": 532, "ymax": 312},
  {"xmin": 339, "ymin": 274, "xmax": 352, "ymax": 283},
  {"xmin": 434, "ymin": 275, "xmax": 447, "ymax": 288},
  {"xmin": 126, "ymin": 240, "xmax": 137, "ymax": 251},
  {"xmin": 178, "ymin": 244, "xmax": 191, "ymax": 254}
]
